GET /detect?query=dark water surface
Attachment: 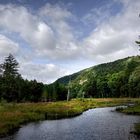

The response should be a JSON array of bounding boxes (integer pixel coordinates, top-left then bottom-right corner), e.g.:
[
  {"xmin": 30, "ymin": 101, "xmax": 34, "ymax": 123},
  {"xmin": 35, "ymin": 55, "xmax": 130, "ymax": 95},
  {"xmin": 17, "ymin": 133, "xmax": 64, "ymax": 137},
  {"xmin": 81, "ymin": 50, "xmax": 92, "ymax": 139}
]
[{"xmin": 2, "ymin": 107, "xmax": 140, "ymax": 140}]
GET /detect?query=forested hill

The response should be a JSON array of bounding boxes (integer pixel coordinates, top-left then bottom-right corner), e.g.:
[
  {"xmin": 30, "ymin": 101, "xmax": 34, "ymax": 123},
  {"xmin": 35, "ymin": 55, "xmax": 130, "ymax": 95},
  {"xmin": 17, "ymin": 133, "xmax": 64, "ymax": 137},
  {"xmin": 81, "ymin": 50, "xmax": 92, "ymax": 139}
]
[
  {"xmin": 55, "ymin": 72, "xmax": 81, "ymax": 85},
  {"xmin": 55, "ymin": 55, "xmax": 140, "ymax": 98}
]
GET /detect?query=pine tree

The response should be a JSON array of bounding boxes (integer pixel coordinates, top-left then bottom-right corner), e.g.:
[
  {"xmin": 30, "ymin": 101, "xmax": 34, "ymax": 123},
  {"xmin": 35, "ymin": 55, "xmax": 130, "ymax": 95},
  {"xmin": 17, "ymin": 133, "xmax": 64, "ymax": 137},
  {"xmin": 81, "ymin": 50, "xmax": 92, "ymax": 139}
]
[
  {"xmin": 2, "ymin": 54, "xmax": 20, "ymax": 78},
  {"xmin": 1, "ymin": 54, "xmax": 20, "ymax": 102}
]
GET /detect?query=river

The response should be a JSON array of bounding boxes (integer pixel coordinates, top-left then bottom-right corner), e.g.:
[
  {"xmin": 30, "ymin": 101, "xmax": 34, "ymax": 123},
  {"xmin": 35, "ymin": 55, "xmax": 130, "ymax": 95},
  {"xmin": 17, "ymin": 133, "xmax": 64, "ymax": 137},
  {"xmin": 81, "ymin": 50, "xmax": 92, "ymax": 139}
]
[{"xmin": 2, "ymin": 107, "xmax": 140, "ymax": 140}]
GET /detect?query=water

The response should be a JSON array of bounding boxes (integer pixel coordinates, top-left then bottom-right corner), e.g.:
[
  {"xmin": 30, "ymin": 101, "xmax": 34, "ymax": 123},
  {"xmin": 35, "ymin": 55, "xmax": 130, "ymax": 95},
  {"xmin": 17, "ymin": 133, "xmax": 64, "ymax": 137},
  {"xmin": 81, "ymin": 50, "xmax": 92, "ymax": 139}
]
[{"xmin": 2, "ymin": 107, "xmax": 140, "ymax": 140}]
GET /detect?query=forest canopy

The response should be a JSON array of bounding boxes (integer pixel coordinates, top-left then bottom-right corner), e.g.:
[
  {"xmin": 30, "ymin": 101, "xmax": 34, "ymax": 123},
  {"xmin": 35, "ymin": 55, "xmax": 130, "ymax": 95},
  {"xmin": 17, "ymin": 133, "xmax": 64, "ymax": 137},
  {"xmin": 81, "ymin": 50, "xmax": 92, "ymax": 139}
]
[{"xmin": 0, "ymin": 54, "xmax": 140, "ymax": 103}]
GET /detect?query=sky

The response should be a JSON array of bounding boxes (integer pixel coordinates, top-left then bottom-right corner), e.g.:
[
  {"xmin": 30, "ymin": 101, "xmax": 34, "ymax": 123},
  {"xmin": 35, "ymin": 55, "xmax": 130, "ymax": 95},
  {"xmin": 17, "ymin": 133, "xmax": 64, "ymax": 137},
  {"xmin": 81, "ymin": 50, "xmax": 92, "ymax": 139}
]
[{"xmin": 0, "ymin": 0, "xmax": 139, "ymax": 83}]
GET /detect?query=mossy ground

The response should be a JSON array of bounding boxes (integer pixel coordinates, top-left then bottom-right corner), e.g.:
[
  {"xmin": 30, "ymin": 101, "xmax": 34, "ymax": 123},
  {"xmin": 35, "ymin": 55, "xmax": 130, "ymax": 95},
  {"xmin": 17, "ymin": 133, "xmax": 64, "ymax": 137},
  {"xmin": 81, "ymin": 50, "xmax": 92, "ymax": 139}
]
[{"xmin": 0, "ymin": 98, "xmax": 139, "ymax": 137}]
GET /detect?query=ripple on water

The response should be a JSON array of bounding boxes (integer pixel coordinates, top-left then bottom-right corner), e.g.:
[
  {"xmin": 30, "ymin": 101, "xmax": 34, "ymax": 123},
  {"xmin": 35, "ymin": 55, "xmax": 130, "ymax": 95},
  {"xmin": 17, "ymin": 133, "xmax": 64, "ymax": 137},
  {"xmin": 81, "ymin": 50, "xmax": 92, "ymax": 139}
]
[{"xmin": 1, "ymin": 107, "xmax": 140, "ymax": 140}]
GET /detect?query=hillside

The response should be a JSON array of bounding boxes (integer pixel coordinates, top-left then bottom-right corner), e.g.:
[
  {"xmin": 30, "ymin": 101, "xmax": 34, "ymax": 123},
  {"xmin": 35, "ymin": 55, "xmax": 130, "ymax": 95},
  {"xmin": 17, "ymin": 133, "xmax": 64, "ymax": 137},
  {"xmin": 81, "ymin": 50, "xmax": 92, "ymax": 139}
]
[
  {"xmin": 55, "ymin": 56, "xmax": 140, "ymax": 98},
  {"xmin": 55, "ymin": 72, "xmax": 81, "ymax": 85}
]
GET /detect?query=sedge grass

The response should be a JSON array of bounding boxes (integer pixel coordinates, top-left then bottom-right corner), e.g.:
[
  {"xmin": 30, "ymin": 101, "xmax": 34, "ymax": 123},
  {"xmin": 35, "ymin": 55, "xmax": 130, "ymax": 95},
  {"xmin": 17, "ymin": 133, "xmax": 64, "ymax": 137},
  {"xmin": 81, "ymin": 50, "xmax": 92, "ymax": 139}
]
[{"xmin": 0, "ymin": 98, "xmax": 140, "ymax": 137}]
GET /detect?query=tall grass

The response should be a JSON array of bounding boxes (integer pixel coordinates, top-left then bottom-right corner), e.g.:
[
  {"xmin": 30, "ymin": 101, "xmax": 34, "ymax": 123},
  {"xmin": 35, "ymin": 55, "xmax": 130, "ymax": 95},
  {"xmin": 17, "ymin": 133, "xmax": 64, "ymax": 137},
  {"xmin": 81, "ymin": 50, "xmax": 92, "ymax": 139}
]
[{"xmin": 0, "ymin": 98, "xmax": 139, "ymax": 137}]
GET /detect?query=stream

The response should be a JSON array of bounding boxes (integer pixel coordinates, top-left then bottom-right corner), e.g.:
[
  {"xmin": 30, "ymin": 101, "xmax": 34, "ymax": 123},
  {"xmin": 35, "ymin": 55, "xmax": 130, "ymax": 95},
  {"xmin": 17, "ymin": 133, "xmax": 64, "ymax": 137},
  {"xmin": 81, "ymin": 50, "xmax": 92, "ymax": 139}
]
[{"xmin": 2, "ymin": 107, "xmax": 140, "ymax": 140}]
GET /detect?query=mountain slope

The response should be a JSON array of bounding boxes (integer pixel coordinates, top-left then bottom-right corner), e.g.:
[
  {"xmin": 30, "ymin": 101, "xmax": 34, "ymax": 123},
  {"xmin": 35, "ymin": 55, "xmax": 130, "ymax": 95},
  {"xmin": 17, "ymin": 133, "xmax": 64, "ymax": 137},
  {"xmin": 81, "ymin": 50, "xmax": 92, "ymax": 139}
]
[
  {"xmin": 55, "ymin": 71, "xmax": 81, "ymax": 85},
  {"xmin": 55, "ymin": 55, "xmax": 140, "ymax": 98}
]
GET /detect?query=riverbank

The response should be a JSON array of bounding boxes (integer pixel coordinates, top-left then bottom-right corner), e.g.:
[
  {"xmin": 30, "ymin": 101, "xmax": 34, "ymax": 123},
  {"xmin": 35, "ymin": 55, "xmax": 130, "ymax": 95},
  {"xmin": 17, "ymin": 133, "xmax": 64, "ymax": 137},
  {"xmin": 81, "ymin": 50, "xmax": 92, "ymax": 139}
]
[
  {"xmin": 0, "ymin": 98, "xmax": 139, "ymax": 137},
  {"xmin": 116, "ymin": 102, "xmax": 140, "ymax": 135}
]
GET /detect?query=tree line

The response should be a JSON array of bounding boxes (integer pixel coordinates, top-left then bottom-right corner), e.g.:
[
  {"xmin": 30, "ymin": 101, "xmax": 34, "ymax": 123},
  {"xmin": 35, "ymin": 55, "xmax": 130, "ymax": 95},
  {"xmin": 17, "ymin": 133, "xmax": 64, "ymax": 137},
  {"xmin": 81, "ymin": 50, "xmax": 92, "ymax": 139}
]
[
  {"xmin": 0, "ymin": 54, "xmax": 139, "ymax": 103},
  {"xmin": 70, "ymin": 56, "xmax": 140, "ymax": 98},
  {"xmin": 0, "ymin": 54, "xmax": 67, "ymax": 102}
]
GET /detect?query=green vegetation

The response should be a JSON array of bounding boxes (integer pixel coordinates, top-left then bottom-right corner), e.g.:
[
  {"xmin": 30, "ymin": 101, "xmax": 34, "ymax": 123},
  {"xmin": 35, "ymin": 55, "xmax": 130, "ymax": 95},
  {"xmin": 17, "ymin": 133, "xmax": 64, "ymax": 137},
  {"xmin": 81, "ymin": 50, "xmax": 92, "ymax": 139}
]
[
  {"xmin": 0, "ymin": 54, "xmax": 140, "ymax": 137},
  {"xmin": 0, "ymin": 54, "xmax": 68, "ymax": 102},
  {"xmin": 55, "ymin": 56, "xmax": 140, "ymax": 99},
  {"xmin": 118, "ymin": 104, "xmax": 140, "ymax": 115},
  {"xmin": 0, "ymin": 54, "xmax": 44, "ymax": 102},
  {"xmin": 0, "ymin": 98, "xmax": 139, "ymax": 137},
  {"xmin": 0, "ymin": 54, "xmax": 140, "ymax": 103}
]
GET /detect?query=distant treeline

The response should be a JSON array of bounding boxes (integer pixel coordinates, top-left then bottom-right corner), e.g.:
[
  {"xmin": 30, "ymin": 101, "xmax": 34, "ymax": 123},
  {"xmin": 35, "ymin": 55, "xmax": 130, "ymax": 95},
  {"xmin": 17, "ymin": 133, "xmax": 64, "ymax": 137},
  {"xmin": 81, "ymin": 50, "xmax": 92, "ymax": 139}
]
[
  {"xmin": 0, "ymin": 54, "xmax": 43, "ymax": 102},
  {"xmin": 43, "ymin": 82, "xmax": 67, "ymax": 102},
  {"xmin": 56, "ymin": 56, "xmax": 140, "ymax": 99},
  {"xmin": 0, "ymin": 54, "xmax": 140, "ymax": 103}
]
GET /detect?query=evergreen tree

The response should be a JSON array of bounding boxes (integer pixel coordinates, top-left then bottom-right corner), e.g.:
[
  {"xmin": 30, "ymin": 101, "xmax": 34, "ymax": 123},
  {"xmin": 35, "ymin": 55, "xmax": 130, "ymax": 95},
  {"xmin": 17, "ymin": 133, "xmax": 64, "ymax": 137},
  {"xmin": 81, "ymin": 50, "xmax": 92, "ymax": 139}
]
[
  {"xmin": 0, "ymin": 54, "xmax": 44, "ymax": 102},
  {"xmin": 2, "ymin": 54, "xmax": 20, "ymax": 78},
  {"xmin": 0, "ymin": 54, "xmax": 21, "ymax": 102}
]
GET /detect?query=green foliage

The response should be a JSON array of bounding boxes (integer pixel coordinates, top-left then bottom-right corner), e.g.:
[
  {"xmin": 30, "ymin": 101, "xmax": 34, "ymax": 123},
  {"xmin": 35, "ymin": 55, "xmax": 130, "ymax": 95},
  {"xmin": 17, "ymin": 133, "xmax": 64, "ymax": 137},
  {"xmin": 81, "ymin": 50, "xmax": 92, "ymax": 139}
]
[
  {"xmin": 0, "ymin": 98, "xmax": 139, "ymax": 137},
  {"xmin": 0, "ymin": 54, "xmax": 140, "ymax": 103},
  {"xmin": 118, "ymin": 103, "xmax": 140, "ymax": 115},
  {"xmin": 55, "ymin": 72, "xmax": 81, "ymax": 85},
  {"xmin": 2, "ymin": 54, "xmax": 20, "ymax": 78},
  {"xmin": 45, "ymin": 82, "xmax": 67, "ymax": 101},
  {"xmin": 56, "ymin": 56, "xmax": 140, "ymax": 98},
  {"xmin": 0, "ymin": 54, "xmax": 44, "ymax": 102},
  {"xmin": 0, "ymin": 98, "xmax": 7, "ymax": 106}
]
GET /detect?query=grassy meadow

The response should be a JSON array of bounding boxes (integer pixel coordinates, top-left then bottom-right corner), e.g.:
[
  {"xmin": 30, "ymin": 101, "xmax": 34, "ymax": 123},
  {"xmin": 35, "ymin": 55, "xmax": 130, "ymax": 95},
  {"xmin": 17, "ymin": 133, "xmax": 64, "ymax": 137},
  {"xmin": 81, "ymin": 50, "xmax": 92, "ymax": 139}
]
[{"xmin": 0, "ymin": 98, "xmax": 140, "ymax": 137}]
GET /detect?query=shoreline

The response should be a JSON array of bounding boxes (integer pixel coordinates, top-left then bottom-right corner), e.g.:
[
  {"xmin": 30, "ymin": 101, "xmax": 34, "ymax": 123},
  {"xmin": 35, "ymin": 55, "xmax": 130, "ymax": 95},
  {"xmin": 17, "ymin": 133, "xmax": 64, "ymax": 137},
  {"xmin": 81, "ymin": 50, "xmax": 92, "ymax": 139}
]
[
  {"xmin": 116, "ymin": 103, "xmax": 140, "ymax": 136},
  {"xmin": 0, "ymin": 98, "xmax": 140, "ymax": 138}
]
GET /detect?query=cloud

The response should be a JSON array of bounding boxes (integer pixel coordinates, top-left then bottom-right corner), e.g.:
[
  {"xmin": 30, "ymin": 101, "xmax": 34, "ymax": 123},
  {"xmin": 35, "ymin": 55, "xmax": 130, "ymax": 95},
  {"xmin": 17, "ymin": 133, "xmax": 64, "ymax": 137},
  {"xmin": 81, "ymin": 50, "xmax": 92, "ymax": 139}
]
[
  {"xmin": 39, "ymin": 3, "xmax": 72, "ymax": 20},
  {"xmin": 39, "ymin": 3, "xmax": 80, "ymax": 60},
  {"xmin": 0, "ymin": 4, "xmax": 80, "ymax": 61},
  {"xmin": 82, "ymin": 2, "xmax": 113, "ymax": 27},
  {"xmin": 0, "ymin": 1, "xmax": 140, "ymax": 83},
  {"xmin": 0, "ymin": 34, "xmax": 19, "ymax": 61},
  {"xmin": 0, "ymin": 3, "xmax": 80, "ymax": 82},
  {"xmin": 0, "ymin": 4, "xmax": 56, "ymax": 56},
  {"xmin": 20, "ymin": 62, "xmax": 70, "ymax": 83},
  {"xmin": 82, "ymin": 0, "xmax": 140, "ymax": 63}
]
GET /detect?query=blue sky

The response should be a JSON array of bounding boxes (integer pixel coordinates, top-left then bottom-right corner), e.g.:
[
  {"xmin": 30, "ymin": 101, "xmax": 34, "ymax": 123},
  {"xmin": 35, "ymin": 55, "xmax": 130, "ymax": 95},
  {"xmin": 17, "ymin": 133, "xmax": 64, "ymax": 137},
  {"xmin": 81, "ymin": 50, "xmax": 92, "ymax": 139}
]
[{"xmin": 0, "ymin": 0, "xmax": 139, "ymax": 83}]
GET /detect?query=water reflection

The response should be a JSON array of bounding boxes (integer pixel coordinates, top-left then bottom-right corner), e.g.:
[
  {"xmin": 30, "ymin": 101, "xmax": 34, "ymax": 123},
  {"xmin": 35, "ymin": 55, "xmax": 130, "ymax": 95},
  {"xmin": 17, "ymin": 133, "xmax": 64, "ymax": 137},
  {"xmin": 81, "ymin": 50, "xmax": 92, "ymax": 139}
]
[{"xmin": 2, "ymin": 107, "xmax": 140, "ymax": 140}]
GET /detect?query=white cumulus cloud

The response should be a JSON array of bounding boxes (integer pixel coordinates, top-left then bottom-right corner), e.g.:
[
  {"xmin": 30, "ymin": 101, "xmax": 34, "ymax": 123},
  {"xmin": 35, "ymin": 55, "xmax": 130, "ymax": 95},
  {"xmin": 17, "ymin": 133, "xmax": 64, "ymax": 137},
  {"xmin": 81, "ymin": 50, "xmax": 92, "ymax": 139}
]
[
  {"xmin": 0, "ymin": 34, "xmax": 19, "ymax": 61},
  {"xmin": 0, "ymin": 0, "xmax": 140, "ymax": 83},
  {"xmin": 82, "ymin": 0, "xmax": 140, "ymax": 63},
  {"xmin": 20, "ymin": 62, "xmax": 70, "ymax": 83}
]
